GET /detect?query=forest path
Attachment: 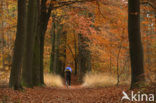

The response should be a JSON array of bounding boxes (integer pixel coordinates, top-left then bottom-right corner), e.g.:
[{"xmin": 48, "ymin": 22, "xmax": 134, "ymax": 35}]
[
  {"xmin": 62, "ymin": 85, "xmax": 83, "ymax": 89},
  {"xmin": 0, "ymin": 74, "xmax": 154, "ymax": 103},
  {"xmin": 62, "ymin": 74, "xmax": 83, "ymax": 89},
  {"xmin": 0, "ymin": 85, "xmax": 129, "ymax": 103},
  {"xmin": 1, "ymin": 83, "xmax": 154, "ymax": 103}
]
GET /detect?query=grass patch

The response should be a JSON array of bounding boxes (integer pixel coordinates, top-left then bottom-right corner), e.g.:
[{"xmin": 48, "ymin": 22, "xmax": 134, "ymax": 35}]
[
  {"xmin": 44, "ymin": 73, "xmax": 63, "ymax": 87},
  {"xmin": 82, "ymin": 72, "xmax": 117, "ymax": 88}
]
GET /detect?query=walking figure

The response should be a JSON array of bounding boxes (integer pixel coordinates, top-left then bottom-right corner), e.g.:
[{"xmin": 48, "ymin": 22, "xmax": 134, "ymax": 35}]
[{"xmin": 65, "ymin": 65, "xmax": 72, "ymax": 88}]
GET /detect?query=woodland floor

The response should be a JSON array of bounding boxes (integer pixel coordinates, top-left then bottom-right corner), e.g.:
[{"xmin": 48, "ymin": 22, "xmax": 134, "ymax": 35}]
[
  {"xmin": 0, "ymin": 85, "xmax": 129, "ymax": 103},
  {"xmin": 0, "ymin": 75, "xmax": 155, "ymax": 103}
]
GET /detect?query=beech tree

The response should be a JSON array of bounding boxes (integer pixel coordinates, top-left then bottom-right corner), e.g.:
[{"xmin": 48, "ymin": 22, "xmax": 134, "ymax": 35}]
[
  {"xmin": 9, "ymin": 0, "xmax": 26, "ymax": 90},
  {"xmin": 128, "ymin": 0, "xmax": 145, "ymax": 89},
  {"xmin": 22, "ymin": 0, "xmax": 39, "ymax": 87}
]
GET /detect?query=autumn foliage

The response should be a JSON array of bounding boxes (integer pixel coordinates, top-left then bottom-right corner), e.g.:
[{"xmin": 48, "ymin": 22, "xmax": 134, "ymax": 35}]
[{"xmin": 0, "ymin": 0, "xmax": 156, "ymax": 102}]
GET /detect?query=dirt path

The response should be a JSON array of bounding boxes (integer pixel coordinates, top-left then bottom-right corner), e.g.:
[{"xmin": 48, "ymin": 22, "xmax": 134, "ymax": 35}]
[
  {"xmin": 63, "ymin": 85, "xmax": 83, "ymax": 89},
  {"xmin": 0, "ymin": 75, "xmax": 154, "ymax": 103},
  {"xmin": 0, "ymin": 85, "xmax": 130, "ymax": 103},
  {"xmin": 0, "ymin": 75, "xmax": 131, "ymax": 103}
]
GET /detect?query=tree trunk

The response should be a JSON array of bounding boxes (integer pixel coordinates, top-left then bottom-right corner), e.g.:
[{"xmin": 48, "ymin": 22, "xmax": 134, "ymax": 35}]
[
  {"xmin": 22, "ymin": 0, "xmax": 38, "ymax": 87},
  {"xmin": 55, "ymin": 23, "xmax": 61, "ymax": 74},
  {"xmin": 39, "ymin": 0, "xmax": 52, "ymax": 84},
  {"xmin": 32, "ymin": 35, "xmax": 41, "ymax": 86},
  {"xmin": 74, "ymin": 33, "xmax": 78, "ymax": 75},
  {"xmin": 32, "ymin": 0, "xmax": 41, "ymax": 86},
  {"xmin": 57, "ymin": 30, "xmax": 67, "ymax": 77},
  {"xmin": 109, "ymin": 53, "xmax": 112, "ymax": 73},
  {"xmin": 50, "ymin": 21, "xmax": 56, "ymax": 73},
  {"xmin": 52, "ymin": 21, "xmax": 58, "ymax": 73},
  {"xmin": 62, "ymin": 31, "xmax": 67, "ymax": 78},
  {"xmin": 128, "ymin": 0, "xmax": 145, "ymax": 89},
  {"xmin": 116, "ymin": 42, "xmax": 122, "ymax": 86},
  {"xmin": 49, "ymin": 18, "xmax": 66, "ymax": 77},
  {"xmin": 9, "ymin": 0, "xmax": 26, "ymax": 90}
]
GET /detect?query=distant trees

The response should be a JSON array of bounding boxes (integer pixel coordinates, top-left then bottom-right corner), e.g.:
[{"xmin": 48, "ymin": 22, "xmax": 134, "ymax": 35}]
[
  {"xmin": 78, "ymin": 34, "xmax": 91, "ymax": 79},
  {"xmin": 50, "ymin": 17, "xmax": 56, "ymax": 73},
  {"xmin": 0, "ymin": 0, "xmax": 16, "ymax": 72},
  {"xmin": 49, "ymin": 12, "xmax": 91, "ymax": 78},
  {"xmin": 48, "ymin": 7, "xmax": 93, "ymax": 79},
  {"xmin": 49, "ymin": 15, "xmax": 67, "ymax": 76},
  {"xmin": 141, "ymin": 0, "xmax": 156, "ymax": 82},
  {"xmin": 0, "ymin": 1, "xmax": 5, "ymax": 70}
]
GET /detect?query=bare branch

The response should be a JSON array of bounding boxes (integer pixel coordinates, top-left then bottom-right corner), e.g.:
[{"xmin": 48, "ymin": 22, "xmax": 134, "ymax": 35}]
[
  {"xmin": 96, "ymin": 0, "xmax": 106, "ymax": 19},
  {"xmin": 141, "ymin": 1, "xmax": 156, "ymax": 10},
  {"xmin": 67, "ymin": 44, "xmax": 76, "ymax": 60},
  {"xmin": 53, "ymin": 0, "xmax": 95, "ymax": 9}
]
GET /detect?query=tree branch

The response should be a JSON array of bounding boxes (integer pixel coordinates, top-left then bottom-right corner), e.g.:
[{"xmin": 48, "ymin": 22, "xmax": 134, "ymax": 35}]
[
  {"xmin": 96, "ymin": 0, "xmax": 106, "ymax": 19},
  {"xmin": 47, "ymin": 0, "xmax": 54, "ymax": 16},
  {"xmin": 67, "ymin": 44, "xmax": 76, "ymax": 60},
  {"xmin": 53, "ymin": 0, "xmax": 95, "ymax": 9},
  {"xmin": 141, "ymin": 1, "xmax": 156, "ymax": 10}
]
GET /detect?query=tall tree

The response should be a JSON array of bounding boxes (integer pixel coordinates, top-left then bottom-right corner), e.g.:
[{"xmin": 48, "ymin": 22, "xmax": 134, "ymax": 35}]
[
  {"xmin": 74, "ymin": 33, "xmax": 78, "ymax": 75},
  {"xmin": 57, "ymin": 30, "xmax": 67, "ymax": 77},
  {"xmin": 22, "ymin": 0, "xmax": 39, "ymax": 87},
  {"xmin": 128, "ymin": 0, "xmax": 145, "ymax": 89},
  {"xmin": 52, "ymin": 20, "xmax": 59, "ymax": 73},
  {"xmin": 32, "ymin": 0, "xmax": 41, "ymax": 86},
  {"xmin": 50, "ymin": 18, "xmax": 56, "ymax": 73},
  {"xmin": 39, "ymin": 0, "xmax": 53, "ymax": 84},
  {"xmin": 9, "ymin": 0, "xmax": 26, "ymax": 90}
]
